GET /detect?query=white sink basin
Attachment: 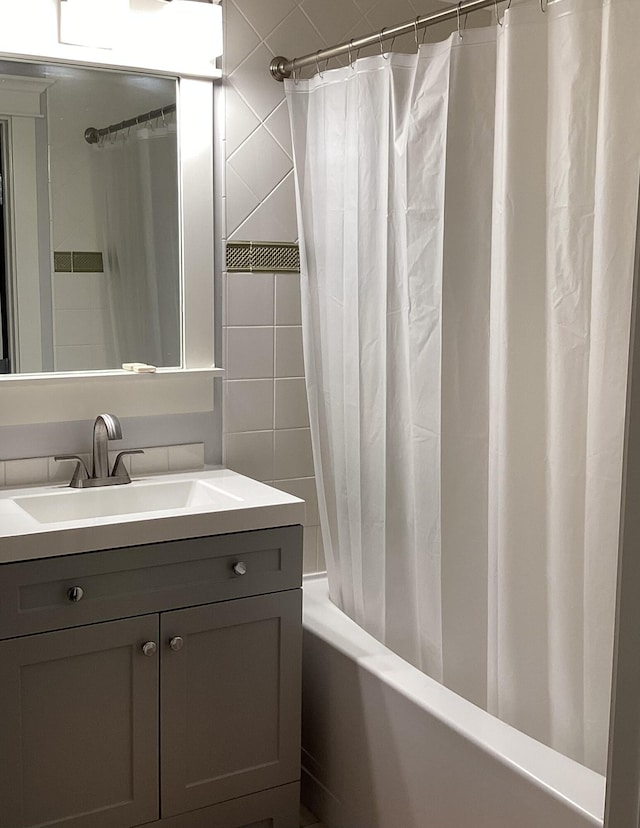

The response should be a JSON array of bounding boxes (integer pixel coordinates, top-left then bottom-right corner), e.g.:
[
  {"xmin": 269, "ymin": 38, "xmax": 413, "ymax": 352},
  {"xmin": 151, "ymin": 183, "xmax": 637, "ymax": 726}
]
[
  {"xmin": 13, "ymin": 478, "xmax": 243, "ymax": 525},
  {"xmin": 0, "ymin": 468, "xmax": 305, "ymax": 565}
]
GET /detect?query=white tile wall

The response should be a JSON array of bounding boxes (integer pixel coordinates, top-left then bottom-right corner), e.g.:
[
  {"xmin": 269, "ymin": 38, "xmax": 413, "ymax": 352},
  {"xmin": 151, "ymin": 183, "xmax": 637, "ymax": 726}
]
[
  {"xmin": 168, "ymin": 443, "xmax": 207, "ymax": 472},
  {"xmin": 275, "ymin": 274, "xmax": 302, "ymax": 326},
  {"xmin": 224, "ymin": 430, "xmax": 275, "ymax": 480},
  {"xmin": 226, "ymin": 327, "xmax": 275, "ymax": 378},
  {"xmin": 226, "ymin": 273, "xmax": 274, "ymax": 326},
  {"xmin": 275, "ymin": 378, "xmax": 309, "ymax": 429},
  {"xmin": 221, "ymin": 0, "xmax": 471, "ymax": 574},
  {"xmin": 222, "ymin": 265, "xmax": 324, "ymax": 573},
  {"xmin": 53, "ymin": 273, "xmax": 113, "ymax": 371},
  {"xmin": 275, "ymin": 327, "xmax": 304, "ymax": 377},
  {"xmin": 273, "ymin": 428, "xmax": 314, "ymax": 479},
  {"xmin": 130, "ymin": 446, "xmax": 170, "ymax": 476},
  {"xmin": 224, "ymin": 379, "xmax": 275, "ymax": 431},
  {"xmin": 5, "ymin": 457, "xmax": 50, "ymax": 487}
]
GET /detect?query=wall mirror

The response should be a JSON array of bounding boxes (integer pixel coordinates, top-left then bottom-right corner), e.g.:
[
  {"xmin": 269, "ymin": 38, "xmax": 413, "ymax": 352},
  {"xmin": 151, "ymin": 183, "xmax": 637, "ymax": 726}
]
[{"xmin": 0, "ymin": 59, "xmax": 181, "ymax": 375}]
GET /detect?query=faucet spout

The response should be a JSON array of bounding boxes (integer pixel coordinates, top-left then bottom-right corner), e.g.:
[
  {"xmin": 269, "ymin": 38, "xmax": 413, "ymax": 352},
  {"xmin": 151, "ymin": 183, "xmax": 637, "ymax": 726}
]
[
  {"xmin": 56, "ymin": 413, "xmax": 143, "ymax": 488},
  {"xmin": 92, "ymin": 413, "xmax": 122, "ymax": 479}
]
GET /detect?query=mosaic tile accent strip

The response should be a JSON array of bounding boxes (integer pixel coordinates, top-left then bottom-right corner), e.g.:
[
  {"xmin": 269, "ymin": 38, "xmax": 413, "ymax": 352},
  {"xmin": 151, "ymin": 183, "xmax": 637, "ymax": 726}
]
[
  {"xmin": 72, "ymin": 251, "xmax": 104, "ymax": 273},
  {"xmin": 227, "ymin": 241, "xmax": 300, "ymax": 273},
  {"xmin": 53, "ymin": 251, "xmax": 72, "ymax": 273},
  {"xmin": 54, "ymin": 251, "xmax": 104, "ymax": 273}
]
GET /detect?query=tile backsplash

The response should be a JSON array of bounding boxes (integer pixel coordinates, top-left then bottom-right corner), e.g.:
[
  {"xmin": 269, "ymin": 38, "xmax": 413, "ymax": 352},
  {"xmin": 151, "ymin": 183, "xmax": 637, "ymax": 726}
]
[{"xmin": 0, "ymin": 443, "xmax": 205, "ymax": 489}]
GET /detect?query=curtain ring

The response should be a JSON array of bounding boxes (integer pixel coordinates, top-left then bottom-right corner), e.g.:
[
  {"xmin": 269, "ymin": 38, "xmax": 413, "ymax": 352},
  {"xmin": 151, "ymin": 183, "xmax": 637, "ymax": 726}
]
[
  {"xmin": 379, "ymin": 28, "xmax": 394, "ymax": 59},
  {"xmin": 495, "ymin": 0, "xmax": 503, "ymax": 26},
  {"xmin": 414, "ymin": 16, "xmax": 420, "ymax": 48},
  {"xmin": 292, "ymin": 66, "xmax": 300, "ymax": 85},
  {"xmin": 456, "ymin": 2, "xmax": 463, "ymax": 39},
  {"xmin": 540, "ymin": 0, "xmax": 548, "ymax": 10},
  {"xmin": 348, "ymin": 39, "xmax": 360, "ymax": 69},
  {"xmin": 315, "ymin": 50, "xmax": 324, "ymax": 78},
  {"xmin": 421, "ymin": 18, "xmax": 429, "ymax": 44},
  {"xmin": 379, "ymin": 28, "xmax": 388, "ymax": 58}
]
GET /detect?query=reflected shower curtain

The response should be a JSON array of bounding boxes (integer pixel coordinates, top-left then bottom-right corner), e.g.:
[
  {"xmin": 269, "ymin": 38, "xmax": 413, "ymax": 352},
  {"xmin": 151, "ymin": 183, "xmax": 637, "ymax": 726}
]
[
  {"xmin": 286, "ymin": 0, "xmax": 640, "ymax": 773},
  {"xmin": 93, "ymin": 125, "xmax": 180, "ymax": 367}
]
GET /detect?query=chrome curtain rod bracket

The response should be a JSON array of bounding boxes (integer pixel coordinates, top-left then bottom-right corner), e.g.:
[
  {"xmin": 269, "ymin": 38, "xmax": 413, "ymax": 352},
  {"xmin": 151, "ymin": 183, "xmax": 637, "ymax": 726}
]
[{"xmin": 270, "ymin": 0, "xmax": 511, "ymax": 82}]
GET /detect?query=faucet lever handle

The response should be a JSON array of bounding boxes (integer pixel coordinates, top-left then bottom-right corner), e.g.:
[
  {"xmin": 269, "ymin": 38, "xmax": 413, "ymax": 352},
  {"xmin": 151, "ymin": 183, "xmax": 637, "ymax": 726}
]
[
  {"xmin": 111, "ymin": 450, "xmax": 144, "ymax": 482},
  {"xmin": 54, "ymin": 455, "xmax": 90, "ymax": 488}
]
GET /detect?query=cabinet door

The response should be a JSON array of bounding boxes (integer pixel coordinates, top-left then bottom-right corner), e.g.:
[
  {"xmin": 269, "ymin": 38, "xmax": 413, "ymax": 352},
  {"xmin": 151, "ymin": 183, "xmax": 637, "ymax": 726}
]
[
  {"xmin": 0, "ymin": 616, "xmax": 159, "ymax": 828},
  {"xmin": 160, "ymin": 590, "xmax": 302, "ymax": 818}
]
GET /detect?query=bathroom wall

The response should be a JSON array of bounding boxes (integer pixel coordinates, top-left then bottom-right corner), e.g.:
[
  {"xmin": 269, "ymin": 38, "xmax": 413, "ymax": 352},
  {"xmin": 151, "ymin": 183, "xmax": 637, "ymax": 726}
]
[{"xmin": 220, "ymin": 0, "xmax": 490, "ymax": 573}]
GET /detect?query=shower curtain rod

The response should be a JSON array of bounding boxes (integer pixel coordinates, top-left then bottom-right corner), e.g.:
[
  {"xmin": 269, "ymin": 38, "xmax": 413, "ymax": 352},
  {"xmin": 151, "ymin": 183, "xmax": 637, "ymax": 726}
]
[
  {"xmin": 83, "ymin": 102, "xmax": 177, "ymax": 145},
  {"xmin": 270, "ymin": 0, "xmax": 504, "ymax": 81}
]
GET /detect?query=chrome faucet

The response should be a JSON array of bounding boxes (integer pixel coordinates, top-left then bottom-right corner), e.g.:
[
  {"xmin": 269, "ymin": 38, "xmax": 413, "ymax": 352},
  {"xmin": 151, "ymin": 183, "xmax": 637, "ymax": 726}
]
[{"xmin": 55, "ymin": 413, "xmax": 143, "ymax": 488}]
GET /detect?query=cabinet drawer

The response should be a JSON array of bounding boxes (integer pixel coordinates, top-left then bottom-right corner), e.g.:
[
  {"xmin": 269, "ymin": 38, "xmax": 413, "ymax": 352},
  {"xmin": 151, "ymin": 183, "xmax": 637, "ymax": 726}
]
[{"xmin": 0, "ymin": 526, "xmax": 302, "ymax": 639}]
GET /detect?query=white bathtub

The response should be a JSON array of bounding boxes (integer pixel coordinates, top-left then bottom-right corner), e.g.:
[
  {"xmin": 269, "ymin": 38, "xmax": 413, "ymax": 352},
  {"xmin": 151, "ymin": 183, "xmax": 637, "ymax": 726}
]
[{"xmin": 301, "ymin": 575, "xmax": 605, "ymax": 828}]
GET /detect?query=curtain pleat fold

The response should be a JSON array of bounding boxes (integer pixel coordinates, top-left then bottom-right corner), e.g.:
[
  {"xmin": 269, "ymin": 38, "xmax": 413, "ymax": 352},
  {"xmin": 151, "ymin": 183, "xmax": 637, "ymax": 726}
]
[{"xmin": 92, "ymin": 127, "xmax": 180, "ymax": 368}]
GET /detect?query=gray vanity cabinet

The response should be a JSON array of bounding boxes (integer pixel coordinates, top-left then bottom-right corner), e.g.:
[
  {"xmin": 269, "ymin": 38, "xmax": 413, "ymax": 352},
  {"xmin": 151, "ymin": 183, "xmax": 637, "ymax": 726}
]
[
  {"xmin": 0, "ymin": 526, "xmax": 302, "ymax": 828},
  {"xmin": 0, "ymin": 615, "xmax": 160, "ymax": 828}
]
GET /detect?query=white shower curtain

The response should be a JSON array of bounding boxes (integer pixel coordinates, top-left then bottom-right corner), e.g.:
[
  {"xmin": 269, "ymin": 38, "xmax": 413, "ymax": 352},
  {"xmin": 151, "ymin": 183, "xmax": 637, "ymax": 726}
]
[
  {"xmin": 286, "ymin": 0, "xmax": 640, "ymax": 773},
  {"xmin": 93, "ymin": 125, "xmax": 180, "ymax": 367}
]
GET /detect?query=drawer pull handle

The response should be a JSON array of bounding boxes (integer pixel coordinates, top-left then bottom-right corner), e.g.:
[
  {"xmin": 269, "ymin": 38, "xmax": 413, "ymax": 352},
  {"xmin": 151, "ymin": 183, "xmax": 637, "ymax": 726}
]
[
  {"xmin": 169, "ymin": 636, "xmax": 184, "ymax": 652},
  {"xmin": 233, "ymin": 561, "xmax": 247, "ymax": 576},
  {"xmin": 67, "ymin": 586, "xmax": 84, "ymax": 602},
  {"xmin": 141, "ymin": 641, "xmax": 157, "ymax": 657}
]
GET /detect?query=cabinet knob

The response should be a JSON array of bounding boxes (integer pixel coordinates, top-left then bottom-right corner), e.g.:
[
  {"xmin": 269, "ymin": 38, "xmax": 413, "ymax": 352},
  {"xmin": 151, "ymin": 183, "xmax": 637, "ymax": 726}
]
[
  {"xmin": 169, "ymin": 636, "xmax": 184, "ymax": 652},
  {"xmin": 233, "ymin": 561, "xmax": 247, "ymax": 576},
  {"xmin": 67, "ymin": 586, "xmax": 84, "ymax": 602},
  {"xmin": 141, "ymin": 641, "xmax": 157, "ymax": 657}
]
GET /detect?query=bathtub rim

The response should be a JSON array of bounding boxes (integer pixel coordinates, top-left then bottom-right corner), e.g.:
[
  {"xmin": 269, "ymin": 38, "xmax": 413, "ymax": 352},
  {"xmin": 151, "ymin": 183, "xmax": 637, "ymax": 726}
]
[{"xmin": 302, "ymin": 573, "xmax": 605, "ymax": 827}]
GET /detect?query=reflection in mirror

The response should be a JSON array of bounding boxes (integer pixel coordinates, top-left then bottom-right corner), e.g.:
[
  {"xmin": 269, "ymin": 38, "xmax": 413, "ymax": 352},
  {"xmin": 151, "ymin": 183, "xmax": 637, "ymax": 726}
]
[{"xmin": 0, "ymin": 61, "xmax": 180, "ymax": 374}]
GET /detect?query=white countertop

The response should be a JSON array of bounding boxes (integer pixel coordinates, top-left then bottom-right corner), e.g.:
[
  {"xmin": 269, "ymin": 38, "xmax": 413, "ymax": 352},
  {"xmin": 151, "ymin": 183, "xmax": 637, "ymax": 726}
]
[{"xmin": 0, "ymin": 467, "xmax": 305, "ymax": 564}]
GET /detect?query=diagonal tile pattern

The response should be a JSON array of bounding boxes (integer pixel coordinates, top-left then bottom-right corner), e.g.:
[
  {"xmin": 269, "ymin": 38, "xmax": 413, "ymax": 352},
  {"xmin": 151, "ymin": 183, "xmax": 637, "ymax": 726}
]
[
  {"xmin": 234, "ymin": 0, "xmax": 298, "ymax": 39},
  {"xmin": 223, "ymin": 0, "xmax": 456, "ymax": 243}
]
